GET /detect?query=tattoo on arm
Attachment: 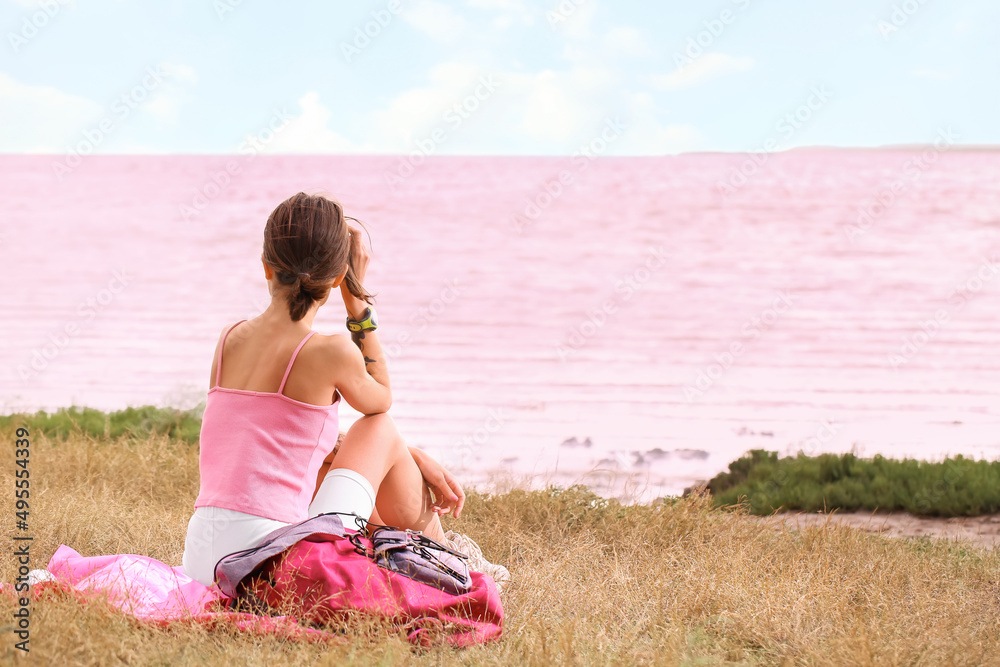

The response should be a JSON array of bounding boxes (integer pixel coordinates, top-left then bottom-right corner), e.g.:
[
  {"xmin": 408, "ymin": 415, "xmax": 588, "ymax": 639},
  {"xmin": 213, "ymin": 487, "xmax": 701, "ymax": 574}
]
[{"xmin": 352, "ymin": 330, "xmax": 377, "ymax": 366}]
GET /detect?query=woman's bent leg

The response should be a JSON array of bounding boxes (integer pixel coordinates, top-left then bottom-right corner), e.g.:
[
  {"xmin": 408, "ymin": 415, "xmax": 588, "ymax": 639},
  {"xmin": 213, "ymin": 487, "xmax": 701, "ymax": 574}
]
[
  {"xmin": 308, "ymin": 468, "xmax": 376, "ymax": 524},
  {"xmin": 314, "ymin": 413, "xmax": 445, "ymax": 542}
]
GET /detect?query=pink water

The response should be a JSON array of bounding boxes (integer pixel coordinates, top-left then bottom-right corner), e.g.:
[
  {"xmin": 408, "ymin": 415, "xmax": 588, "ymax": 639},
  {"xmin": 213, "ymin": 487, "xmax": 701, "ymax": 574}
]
[{"xmin": 3, "ymin": 152, "xmax": 999, "ymax": 501}]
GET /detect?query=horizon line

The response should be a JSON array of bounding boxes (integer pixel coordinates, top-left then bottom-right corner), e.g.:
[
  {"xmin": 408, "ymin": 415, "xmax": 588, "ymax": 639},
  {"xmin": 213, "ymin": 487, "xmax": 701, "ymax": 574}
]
[{"xmin": 2, "ymin": 143, "xmax": 998, "ymax": 159}]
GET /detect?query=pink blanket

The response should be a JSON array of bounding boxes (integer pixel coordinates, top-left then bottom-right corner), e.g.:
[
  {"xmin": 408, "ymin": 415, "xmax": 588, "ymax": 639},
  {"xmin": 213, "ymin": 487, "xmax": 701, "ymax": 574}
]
[
  {"xmin": 31, "ymin": 544, "xmax": 502, "ymax": 646},
  {"xmin": 43, "ymin": 545, "xmax": 334, "ymax": 641}
]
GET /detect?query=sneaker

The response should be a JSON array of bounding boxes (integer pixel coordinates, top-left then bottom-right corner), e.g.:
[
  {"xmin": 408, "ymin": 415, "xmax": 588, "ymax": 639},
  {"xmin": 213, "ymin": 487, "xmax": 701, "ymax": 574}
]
[
  {"xmin": 443, "ymin": 530, "xmax": 511, "ymax": 595},
  {"xmin": 27, "ymin": 569, "xmax": 55, "ymax": 586}
]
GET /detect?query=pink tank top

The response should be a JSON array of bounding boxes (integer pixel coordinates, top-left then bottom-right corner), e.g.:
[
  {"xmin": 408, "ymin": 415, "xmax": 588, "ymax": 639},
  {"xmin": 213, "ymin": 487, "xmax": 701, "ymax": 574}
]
[{"xmin": 194, "ymin": 320, "xmax": 341, "ymax": 523}]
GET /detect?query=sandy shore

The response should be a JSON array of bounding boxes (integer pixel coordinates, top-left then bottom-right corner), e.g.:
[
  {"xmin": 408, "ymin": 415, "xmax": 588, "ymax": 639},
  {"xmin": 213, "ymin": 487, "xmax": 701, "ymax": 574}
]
[{"xmin": 759, "ymin": 510, "xmax": 1000, "ymax": 549}]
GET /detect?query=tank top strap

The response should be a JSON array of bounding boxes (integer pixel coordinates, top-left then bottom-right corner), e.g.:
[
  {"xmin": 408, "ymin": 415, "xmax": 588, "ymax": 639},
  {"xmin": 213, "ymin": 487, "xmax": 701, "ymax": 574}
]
[
  {"xmin": 215, "ymin": 320, "xmax": 247, "ymax": 386},
  {"xmin": 278, "ymin": 330, "xmax": 317, "ymax": 393}
]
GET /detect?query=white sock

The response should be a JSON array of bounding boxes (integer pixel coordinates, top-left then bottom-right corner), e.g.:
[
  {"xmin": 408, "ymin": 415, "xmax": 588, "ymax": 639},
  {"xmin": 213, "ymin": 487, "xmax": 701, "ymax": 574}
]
[{"xmin": 308, "ymin": 467, "xmax": 376, "ymax": 521}]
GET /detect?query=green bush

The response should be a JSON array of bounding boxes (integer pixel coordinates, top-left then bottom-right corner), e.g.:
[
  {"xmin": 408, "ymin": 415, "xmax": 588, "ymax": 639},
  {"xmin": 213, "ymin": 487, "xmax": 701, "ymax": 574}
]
[
  {"xmin": 0, "ymin": 404, "xmax": 204, "ymax": 445},
  {"xmin": 707, "ymin": 449, "xmax": 1000, "ymax": 517}
]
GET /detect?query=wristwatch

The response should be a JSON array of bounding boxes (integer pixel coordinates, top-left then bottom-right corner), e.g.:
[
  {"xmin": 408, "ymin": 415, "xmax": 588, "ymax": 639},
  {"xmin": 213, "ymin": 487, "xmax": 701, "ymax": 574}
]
[{"xmin": 346, "ymin": 307, "xmax": 378, "ymax": 333}]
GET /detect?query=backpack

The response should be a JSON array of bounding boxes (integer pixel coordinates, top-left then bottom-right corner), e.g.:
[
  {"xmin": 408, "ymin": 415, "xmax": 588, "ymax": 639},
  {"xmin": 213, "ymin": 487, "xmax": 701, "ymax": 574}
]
[{"xmin": 214, "ymin": 513, "xmax": 503, "ymax": 647}]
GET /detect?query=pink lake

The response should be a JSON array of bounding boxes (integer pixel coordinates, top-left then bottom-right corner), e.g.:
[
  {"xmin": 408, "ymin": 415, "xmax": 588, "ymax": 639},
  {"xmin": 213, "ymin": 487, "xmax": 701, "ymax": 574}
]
[{"xmin": 2, "ymin": 152, "xmax": 998, "ymax": 501}]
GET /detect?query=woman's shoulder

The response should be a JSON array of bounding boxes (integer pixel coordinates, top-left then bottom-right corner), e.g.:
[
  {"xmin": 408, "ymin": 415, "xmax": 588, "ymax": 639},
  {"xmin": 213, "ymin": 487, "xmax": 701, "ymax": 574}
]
[
  {"xmin": 218, "ymin": 320, "xmax": 247, "ymax": 340},
  {"xmin": 308, "ymin": 330, "xmax": 354, "ymax": 358}
]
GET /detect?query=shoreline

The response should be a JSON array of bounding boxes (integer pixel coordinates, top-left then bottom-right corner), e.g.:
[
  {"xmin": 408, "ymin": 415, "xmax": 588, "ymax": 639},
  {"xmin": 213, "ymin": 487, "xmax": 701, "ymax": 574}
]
[
  {"xmin": 5, "ymin": 406, "xmax": 1000, "ymax": 550},
  {"xmin": 465, "ymin": 467, "xmax": 1000, "ymax": 549},
  {"xmin": 758, "ymin": 509, "xmax": 1000, "ymax": 550}
]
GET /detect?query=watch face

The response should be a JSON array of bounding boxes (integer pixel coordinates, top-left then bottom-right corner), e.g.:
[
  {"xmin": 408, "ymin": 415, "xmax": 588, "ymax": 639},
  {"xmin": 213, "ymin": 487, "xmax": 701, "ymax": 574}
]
[{"xmin": 369, "ymin": 310, "xmax": 378, "ymax": 327}]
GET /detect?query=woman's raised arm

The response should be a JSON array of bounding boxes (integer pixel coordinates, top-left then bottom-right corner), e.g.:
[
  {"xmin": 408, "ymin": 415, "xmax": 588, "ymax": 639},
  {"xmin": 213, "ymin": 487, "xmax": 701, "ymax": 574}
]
[
  {"xmin": 332, "ymin": 224, "xmax": 391, "ymax": 415},
  {"xmin": 329, "ymin": 333, "xmax": 391, "ymax": 415}
]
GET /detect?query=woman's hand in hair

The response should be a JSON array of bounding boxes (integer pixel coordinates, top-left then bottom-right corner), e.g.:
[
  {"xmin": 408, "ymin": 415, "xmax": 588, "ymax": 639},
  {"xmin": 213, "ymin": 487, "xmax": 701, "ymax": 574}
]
[{"xmin": 341, "ymin": 224, "xmax": 371, "ymax": 319}]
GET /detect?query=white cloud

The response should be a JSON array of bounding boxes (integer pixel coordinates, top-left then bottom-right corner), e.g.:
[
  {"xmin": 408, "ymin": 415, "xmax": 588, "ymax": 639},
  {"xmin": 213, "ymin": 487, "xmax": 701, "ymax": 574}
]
[
  {"xmin": 225, "ymin": 64, "xmax": 505, "ymax": 156},
  {"xmin": 160, "ymin": 62, "xmax": 198, "ymax": 84},
  {"xmin": 466, "ymin": 0, "xmax": 534, "ymax": 28},
  {"xmin": 556, "ymin": 0, "xmax": 596, "ymax": 40},
  {"xmin": 498, "ymin": 70, "xmax": 704, "ymax": 154},
  {"xmin": 375, "ymin": 61, "xmax": 686, "ymax": 154},
  {"xmin": 613, "ymin": 92, "xmax": 703, "ymax": 155},
  {"xmin": 602, "ymin": 27, "xmax": 654, "ymax": 58},
  {"xmin": 364, "ymin": 61, "xmax": 492, "ymax": 148},
  {"xmin": 145, "ymin": 62, "xmax": 198, "ymax": 124},
  {"xmin": 514, "ymin": 70, "xmax": 593, "ymax": 143},
  {"xmin": 0, "ymin": 71, "xmax": 101, "ymax": 152},
  {"xmin": 284, "ymin": 61, "xmax": 613, "ymax": 153},
  {"xmin": 409, "ymin": 63, "xmax": 616, "ymax": 147},
  {"xmin": 143, "ymin": 95, "xmax": 179, "ymax": 124},
  {"xmin": 400, "ymin": 0, "xmax": 468, "ymax": 42},
  {"xmin": 467, "ymin": 0, "xmax": 524, "ymax": 9},
  {"xmin": 256, "ymin": 91, "xmax": 362, "ymax": 153},
  {"xmin": 646, "ymin": 124, "xmax": 703, "ymax": 153},
  {"xmin": 563, "ymin": 26, "xmax": 654, "ymax": 66},
  {"xmin": 652, "ymin": 53, "xmax": 754, "ymax": 90},
  {"xmin": 516, "ymin": 87, "xmax": 703, "ymax": 155},
  {"xmin": 259, "ymin": 59, "xmax": 706, "ymax": 156}
]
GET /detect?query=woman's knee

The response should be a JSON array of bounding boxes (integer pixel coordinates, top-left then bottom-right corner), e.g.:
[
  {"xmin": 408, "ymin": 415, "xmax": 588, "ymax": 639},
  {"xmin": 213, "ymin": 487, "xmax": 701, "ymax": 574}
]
[
  {"xmin": 350, "ymin": 412, "xmax": 396, "ymax": 432},
  {"xmin": 345, "ymin": 413, "xmax": 405, "ymax": 456},
  {"xmin": 334, "ymin": 413, "xmax": 408, "ymax": 485}
]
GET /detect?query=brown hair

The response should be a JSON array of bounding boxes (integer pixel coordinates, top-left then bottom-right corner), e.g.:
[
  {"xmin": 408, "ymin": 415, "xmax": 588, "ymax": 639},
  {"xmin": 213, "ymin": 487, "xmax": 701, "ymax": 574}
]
[{"xmin": 262, "ymin": 192, "xmax": 374, "ymax": 322}]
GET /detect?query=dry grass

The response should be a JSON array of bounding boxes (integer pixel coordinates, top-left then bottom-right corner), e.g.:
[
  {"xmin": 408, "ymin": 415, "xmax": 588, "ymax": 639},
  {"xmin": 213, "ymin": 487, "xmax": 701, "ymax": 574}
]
[{"xmin": 3, "ymin": 425, "xmax": 1000, "ymax": 666}]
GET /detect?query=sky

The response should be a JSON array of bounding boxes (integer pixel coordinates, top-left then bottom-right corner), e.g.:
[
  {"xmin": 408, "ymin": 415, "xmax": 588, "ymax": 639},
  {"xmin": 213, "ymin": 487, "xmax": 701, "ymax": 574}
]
[{"xmin": 1, "ymin": 0, "xmax": 997, "ymax": 156}]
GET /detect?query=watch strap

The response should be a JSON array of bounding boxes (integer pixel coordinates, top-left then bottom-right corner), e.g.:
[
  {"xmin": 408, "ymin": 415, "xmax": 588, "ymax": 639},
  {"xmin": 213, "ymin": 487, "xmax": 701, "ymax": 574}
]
[{"xmin": 346, "ymin": 307, "xmax": 377, "ymax": 332}]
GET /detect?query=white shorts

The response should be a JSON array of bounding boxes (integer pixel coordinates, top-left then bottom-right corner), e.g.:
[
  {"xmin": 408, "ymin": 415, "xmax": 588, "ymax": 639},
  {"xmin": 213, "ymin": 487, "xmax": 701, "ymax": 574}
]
[{"xmin": 181, "ymin": 467, "xmax": 376, "ymax": 587}]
